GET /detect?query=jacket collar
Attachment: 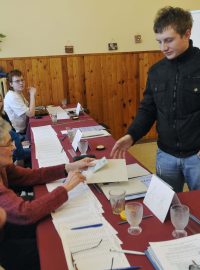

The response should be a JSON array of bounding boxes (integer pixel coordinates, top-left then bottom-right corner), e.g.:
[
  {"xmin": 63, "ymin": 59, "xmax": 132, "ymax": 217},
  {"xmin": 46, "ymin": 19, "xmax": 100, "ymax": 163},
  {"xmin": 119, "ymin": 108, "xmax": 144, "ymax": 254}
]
[{"xmin": 168, "ymin": 39, "xmax": 195, "ymax": 64}]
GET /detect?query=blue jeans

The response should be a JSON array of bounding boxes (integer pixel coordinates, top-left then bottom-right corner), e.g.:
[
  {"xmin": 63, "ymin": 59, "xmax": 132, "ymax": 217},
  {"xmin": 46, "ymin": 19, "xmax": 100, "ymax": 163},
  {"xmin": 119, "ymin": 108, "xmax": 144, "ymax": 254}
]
[
  {"xmin": 10, "ymin": 130, "xmax": 24, "ymax": 161},
  {"xmin": 156, "ymin": 148, "xmax": 200, "ymax": 192}
]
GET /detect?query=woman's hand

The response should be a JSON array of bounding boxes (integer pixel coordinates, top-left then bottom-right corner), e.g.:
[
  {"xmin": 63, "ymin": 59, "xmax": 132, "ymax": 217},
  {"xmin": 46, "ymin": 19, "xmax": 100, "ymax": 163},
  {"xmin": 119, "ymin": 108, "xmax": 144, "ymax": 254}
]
[
  {"xmin": 63, "ymin": 171, "xmax": 86, "ymax": 192},
  {"xmin": 65, "ymin": 157, "xmax": 95, "ymax": 173}
]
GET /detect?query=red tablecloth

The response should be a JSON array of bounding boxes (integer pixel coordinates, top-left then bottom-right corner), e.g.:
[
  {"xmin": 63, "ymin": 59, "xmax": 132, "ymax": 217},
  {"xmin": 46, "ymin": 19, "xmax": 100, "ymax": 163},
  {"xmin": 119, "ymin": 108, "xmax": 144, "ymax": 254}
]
[{"xmin": 30, "ymin": 114, "xmax": 200, "ymax": 270}]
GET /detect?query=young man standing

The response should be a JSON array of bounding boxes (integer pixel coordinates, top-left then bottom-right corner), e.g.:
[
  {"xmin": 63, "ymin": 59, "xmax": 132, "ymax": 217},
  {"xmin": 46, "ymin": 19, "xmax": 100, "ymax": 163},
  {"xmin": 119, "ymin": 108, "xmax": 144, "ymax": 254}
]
[
  {"xmin": 111, "ymin": 6, "xmax": 200, "ymax": 192},
  {"xmin": 4, "ymin": 69, "xmax": 36, "ymax": 135}
]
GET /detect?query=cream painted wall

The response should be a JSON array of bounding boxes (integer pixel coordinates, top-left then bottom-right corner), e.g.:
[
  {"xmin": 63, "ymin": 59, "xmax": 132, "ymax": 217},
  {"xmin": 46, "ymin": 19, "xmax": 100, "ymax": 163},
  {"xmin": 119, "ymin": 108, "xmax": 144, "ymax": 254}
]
[{"xmin": 0, "ymin": 0, "xmax": 200, "ymax": 57}]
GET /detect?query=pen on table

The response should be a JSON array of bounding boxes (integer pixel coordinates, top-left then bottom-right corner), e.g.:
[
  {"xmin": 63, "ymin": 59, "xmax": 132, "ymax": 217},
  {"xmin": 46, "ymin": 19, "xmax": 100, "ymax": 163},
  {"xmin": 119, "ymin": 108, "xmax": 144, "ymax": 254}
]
[
  {"xmin": 190, "ymin": 213, "xmax": 200, "ymax": 225},
  {"xmin": 110, "ymin": 248, "xmax": 145, "ymax": 256},
  {"xmin": 93, "ymin": 183, "xmax": 103, "ymax": 193},
  {"xmin": 105, "ymin": 266, "xmax": 142, "ymax": 270},
  {"xmin": 60, "ymin": 135, "xmax": 67, "ymax": 152},
  {"xmin": 118, "ymin": 214, "xmax": 153, "ymax": 225},
  {"xmin": 111, "ymin": 257, "xmax": 114, "ymax": 270},
  {"xmin": 71, "ymin": 223, "xmax": 103, "ymax": 230},
  {"xmin": 60, "ymin": 134, "xmax": 68, "ymax": 141},
  {"xmin": 82, "ymin": 133, "xmax": 104, "ymax": 138}
]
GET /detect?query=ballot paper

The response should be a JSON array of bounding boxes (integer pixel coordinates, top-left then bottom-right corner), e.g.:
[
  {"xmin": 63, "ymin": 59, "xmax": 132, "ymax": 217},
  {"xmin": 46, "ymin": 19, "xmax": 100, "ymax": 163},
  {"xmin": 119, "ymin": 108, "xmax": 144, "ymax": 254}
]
[
  {"xmin": 85, "ymin": 159, "xmax": 128, "ymax": 184},
  {"xmin": 127, "ymin": 163, "xmax": 150, "ymax": 178},
  {"xmin": 98, "ymin": 178, "xmax": 147, "ymax": 200},
  {"xmin": 87, "ymin": 157, "xmax": 108, "ymax": 173}
]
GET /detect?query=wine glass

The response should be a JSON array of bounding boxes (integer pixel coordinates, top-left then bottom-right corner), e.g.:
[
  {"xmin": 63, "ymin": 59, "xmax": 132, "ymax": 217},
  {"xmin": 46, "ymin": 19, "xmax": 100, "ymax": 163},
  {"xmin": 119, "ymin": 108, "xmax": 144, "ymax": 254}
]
[
  {"xmin": 170, "ymin": 204, "xmax": 189, "ymax": 238},
  {"xmin": 78, "ymin": 139, "xmax": 88, "ymax": 155},
  {"xmin": 125, "ymin": 202, "xmax": 143, "ymax": 235}
]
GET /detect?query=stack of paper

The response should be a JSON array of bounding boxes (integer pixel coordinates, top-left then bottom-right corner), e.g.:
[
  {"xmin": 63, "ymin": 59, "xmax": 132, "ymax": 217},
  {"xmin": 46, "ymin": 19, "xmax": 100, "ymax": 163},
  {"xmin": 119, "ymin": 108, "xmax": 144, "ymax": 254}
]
[
  {"xmin": 96, "ymin": 163, "xmax": 152, "ymax": 200},
  {"xmin": 81, "ymin": 130, "xmax": 110, "ymax": 138},
  {"xmin": 98, "ymin": 178, "xmax": 147, "ymax": 200},
  {"xmin": 47, "ymin": 105, "xmax": 70, "ymax": 119},
  {"xmin": 146, "ymin": 234, "xmax": 200, "ymax": 270},
  {"xmin": 46, "ymin": 180, "xmax": 130, "ymax": 270},
  {"xmin": 85, "ymin": 159, "xmax": 128, "ymax": 184},
  {"xmin": 31, "ymin": 125, "xmax": 69, "ymax": 167}
]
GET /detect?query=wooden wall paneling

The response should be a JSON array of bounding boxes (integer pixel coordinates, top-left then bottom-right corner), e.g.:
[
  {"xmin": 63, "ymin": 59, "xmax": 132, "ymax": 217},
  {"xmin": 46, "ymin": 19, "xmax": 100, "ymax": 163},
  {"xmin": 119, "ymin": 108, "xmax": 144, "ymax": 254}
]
[
  {"xmin": 31, "ymin": 58, "xmax": 51, "ymax": 106},
  {"xmin": 121, "ymin": 53, "xmax": 139, "ymax": 137},
  {"xmin": 0, "ymin": 59, "xmax": 14, "ymax": 90},
  {"xmin": 67, "ymin": 56, "xmax": 86, "ymax": 106},
  {"xmin": 84, "ymin": 55, "xmax": 103, "ymax": 124},
  {"xmin": 138, "ymin": 52, "xmax": 163, "ymax": 140},
  {"xmin": 0, "ymin": 59, "xmax": 14, "ymax": 74},
  {"xmin": 113, "ymin": 54, "xmax": 126, "ymax": 139},
  {"xmin": 100, "ymin": 54, "xmax": 116, "ymax": 137},
  {"xmin": 49, "ymin": 57, "xmax": 64, "ymax": 106},
  {"xmin": 61, "ymin": 57, "xmax": 70, "ymax": 103}
]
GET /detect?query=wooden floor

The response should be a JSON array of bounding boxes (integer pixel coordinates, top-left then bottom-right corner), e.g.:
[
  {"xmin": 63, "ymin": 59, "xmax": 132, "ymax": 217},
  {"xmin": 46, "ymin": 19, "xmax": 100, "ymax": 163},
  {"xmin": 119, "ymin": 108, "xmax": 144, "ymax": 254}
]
[
  {"xmin": 129, "ymin": 141, "xmax": 157, "ymax": 173},
  {"xmin": 129, "ymin": 141, "xmax": 189, "ymax": 191}
]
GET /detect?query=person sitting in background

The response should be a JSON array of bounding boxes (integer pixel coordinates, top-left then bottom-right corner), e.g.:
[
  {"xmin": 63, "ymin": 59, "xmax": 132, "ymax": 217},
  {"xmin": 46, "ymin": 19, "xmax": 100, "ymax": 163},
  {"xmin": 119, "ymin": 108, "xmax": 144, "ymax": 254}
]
[
  {"xmin": 4, "ymin": 69, "xmax": 36, "ymax": 137},
  {"xmin": 0, "ymin": 116, "xmax": 94, "ymax": 270},
  {"xmin": 0, "ymin": 93, "xmax": 30, "ymax": 167}
]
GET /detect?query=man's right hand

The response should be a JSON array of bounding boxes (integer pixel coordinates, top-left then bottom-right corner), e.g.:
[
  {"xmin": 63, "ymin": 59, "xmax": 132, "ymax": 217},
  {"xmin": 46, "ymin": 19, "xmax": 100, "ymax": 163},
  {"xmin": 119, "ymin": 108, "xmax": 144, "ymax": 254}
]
[
  {"xmin": 28, "ymin": 87, "xmax": 37, "ymax": 96},
  {"xmin": 110, "ymin": 134, "xmax": 134, "ymax": 159}
]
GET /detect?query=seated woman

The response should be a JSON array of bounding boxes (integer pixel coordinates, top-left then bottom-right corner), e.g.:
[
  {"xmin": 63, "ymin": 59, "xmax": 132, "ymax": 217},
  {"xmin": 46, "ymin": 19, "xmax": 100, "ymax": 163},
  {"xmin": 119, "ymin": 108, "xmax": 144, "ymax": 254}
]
[
  {"xmin": 0, "ymin": 117, "xmax": 94, "ymax": 270},
  {"xmin": 0, "ymin": 93, "xmax": 30, "ymax": 167},
  {"xmin": 4, "ymin": 69, "xmax": 36, "ymax": 137}
]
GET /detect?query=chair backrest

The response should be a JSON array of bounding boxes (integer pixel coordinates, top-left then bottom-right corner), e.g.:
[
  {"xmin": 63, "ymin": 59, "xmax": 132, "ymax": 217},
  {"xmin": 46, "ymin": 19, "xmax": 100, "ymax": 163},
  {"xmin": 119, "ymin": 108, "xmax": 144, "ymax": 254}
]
[{"xmin": 0, "ymin": 78, "xmax": 8, "ymax": 98}]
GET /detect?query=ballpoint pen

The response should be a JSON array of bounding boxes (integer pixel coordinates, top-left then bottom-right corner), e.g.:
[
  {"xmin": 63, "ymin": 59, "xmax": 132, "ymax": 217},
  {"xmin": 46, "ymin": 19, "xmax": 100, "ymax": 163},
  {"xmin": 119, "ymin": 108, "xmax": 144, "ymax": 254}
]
[
  {"xmin": 71, "ymin": 223, "xmax": 103, "ymax": 230},
  {"xmin": 190, "ymin": 213, "xmax": 200, "ymax": 225},
  {"xmin": 118, "ymin": 214, "xmax": 153, "ymax": 225},
  {"xmin": 60, "ymin": 134, "xmax": 67, "ymax": 152},
  {"xmin": 105, "ymin": 266, "xmax": 142, "ymax": 270},
  {"xmin": 82, "ymin": 133, "xmax": 104, "ymax": 138},
  {"xmin": 110, "ymin": 248, "xmax": 145, "ymax": 256}
]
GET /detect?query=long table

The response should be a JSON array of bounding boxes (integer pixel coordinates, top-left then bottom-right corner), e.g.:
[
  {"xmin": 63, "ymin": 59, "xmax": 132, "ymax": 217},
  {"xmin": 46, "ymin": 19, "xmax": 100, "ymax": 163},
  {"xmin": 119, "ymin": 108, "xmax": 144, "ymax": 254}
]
[{"xmin": 30, "ymin": 113, "xmax": 200, "ymax": 270}]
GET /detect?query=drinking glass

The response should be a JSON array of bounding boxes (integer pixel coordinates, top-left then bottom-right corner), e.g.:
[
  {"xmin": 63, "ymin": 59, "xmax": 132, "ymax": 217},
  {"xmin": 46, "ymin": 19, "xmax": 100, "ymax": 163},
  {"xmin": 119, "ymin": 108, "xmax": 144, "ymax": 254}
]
[
  {"xmin": 170, "ymin": 204, "xmax": 189, "ymax": 238},
  {"xmin": 66, "ymin": 128, "xmax": 76, "ymax": 144},
  {"xmin": 125, "ymin": 202, "xmax": 143, "ymax": 235},
  {"xmin": 51, "ymin": 113, "xmax": 57, "ymax": 123},
  {"xmin": 61, "ymin": 98, "xmax": 67, "ymax": 108},
  {"xmin": 109, "ymin": 189, "xmax": 126, "ymax": 215},
  {"xmin": 78, "ymin": 139, "xmax": 88, "ymax": 155}
]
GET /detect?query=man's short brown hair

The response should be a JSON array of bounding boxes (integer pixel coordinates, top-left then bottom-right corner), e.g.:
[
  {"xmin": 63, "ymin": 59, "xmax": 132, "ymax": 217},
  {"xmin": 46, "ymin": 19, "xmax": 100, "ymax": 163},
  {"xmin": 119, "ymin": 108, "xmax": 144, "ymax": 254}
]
[{"xmin": 153, "ymin": 6, "xmax": 193, "ymax": 36}]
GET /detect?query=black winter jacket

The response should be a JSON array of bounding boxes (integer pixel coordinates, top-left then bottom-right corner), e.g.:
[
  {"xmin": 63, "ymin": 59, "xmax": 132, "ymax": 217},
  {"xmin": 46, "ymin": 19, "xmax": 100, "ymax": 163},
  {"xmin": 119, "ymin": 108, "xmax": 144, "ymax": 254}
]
[{"xmin": 128, "ymin": 40, "xmax": 200, "ymax": 157}]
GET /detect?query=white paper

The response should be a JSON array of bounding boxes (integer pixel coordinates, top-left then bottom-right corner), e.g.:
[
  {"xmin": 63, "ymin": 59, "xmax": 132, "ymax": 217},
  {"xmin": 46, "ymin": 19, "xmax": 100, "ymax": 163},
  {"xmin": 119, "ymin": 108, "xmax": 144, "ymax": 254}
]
[
  {"xmin": 143, "ymin": 174, "xmax": 175, "ymax": 223},
  {"xmin": 127, "ymin": 163, "xmax": 150, "ymax": 178},
  {"xmin": 148, "ymin": 234, "xmax": 200, "ymax": 270},
  {"xmin": 81, "ymin": 130, "xmax": 110, "ymax": 138},
  {"xmin": 72, "ymin": 129, "xmax": 82, "ymax": 151},
  {"xmin": 98, "ymin": 178, "xmax": 147, "ymax": 200},
  {"xmin": 46, "ymin": 105, "xmax": 70, "ymax": 119},
  {"xmin": 31, "ymin": 125, "xmax": 69, "ymax": 167},
  {"xmin": 86, "ymin": 159, "xmax": 128, "ymax": 184},
  {"xmin": 75, "ymin": 102, "xmax": 81, "ymax": 116}
]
